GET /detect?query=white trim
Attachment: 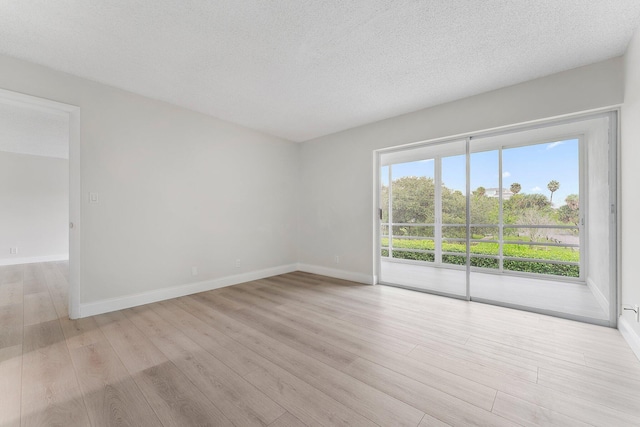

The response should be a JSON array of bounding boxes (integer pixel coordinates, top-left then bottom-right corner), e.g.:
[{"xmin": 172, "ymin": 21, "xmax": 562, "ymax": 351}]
[
  {"xmin": 297, "ymin": 263, "xmax": 375, "ymax": 285},
  {"xmin": 78, "ymin": 264, "xmax": 297, "ymax": 318},
  {"xmin": 610, "ymin": 110, "xmax": 620, "ymax": 327},
  {"xmin": 0, "ymin": 88, "xmax": 76, "ymax": 112},
  {"xmin": 373, "ymin": 151, "xmax": 381, "ymax": 288},
  {"xmin": 375, "ymin": 105, "xmax": 621, "ymax": 156},
  {"xmin": 0, "ymin": 254, "xmax": 68, "ymax": 266},
  {"xmin": 68, "ymin": 107, "xmax": 81, "ymax": 319},
  {"xmin": 587, "ymin": 277, "xmax": 610, "ymax": 317},
  {"xmin": 619, "ymin": 317, "xmax": 640, "ymax": 362}
]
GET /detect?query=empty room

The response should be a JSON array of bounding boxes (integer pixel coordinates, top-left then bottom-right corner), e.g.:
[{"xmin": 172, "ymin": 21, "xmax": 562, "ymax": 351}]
[{"xmin": 2, "ymin": 1, "xmax": 640, "ymax": 426}]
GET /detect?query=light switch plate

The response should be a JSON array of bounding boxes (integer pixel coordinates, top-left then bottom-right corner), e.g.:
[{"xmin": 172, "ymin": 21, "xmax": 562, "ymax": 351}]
[{"xmin": 89, "ymin": 192, "xmax": 99, "ymax": 204}]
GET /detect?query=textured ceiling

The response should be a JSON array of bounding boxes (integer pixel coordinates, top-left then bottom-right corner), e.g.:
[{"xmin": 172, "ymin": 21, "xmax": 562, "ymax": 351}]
[
  {"xmin": 0, "ymin": 1, "xmax": 638, "ymax": 142},
  {"xmin": 0, "ymin": 100, "xmax": 69, "ymax": 159}
]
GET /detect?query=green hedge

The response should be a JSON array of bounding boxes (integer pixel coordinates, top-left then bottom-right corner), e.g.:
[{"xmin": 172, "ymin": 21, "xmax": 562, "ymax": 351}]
[
  {"xmin": 470, "ymin": 257, "xmax": 499, "ymax": 269},
  {"xmin": 381, "ymin": 238, "xmax": 579, "ymax": 262},
  {"xmin": 385, "ymin": 250, "xmax": 435, "ymax": 262},
  {"xmin": 381, "ymin": 238, "xmax": 580, "ymax": 277},
  {"xmin": 504, "ymin": 260, "xmax": 579, "ymax": 277},
  {"xmin": 441, "ymin": 254, "xmax": 499, "ymax": 269}
]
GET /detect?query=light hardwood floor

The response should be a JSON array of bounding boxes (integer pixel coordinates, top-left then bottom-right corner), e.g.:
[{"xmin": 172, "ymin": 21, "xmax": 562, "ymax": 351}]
[{"xmin": 2, "ymin": 262, "xmax": 640, "ymax": 426}]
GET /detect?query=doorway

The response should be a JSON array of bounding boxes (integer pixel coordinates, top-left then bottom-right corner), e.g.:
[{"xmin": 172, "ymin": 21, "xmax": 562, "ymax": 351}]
[
  {"xmin": 0, "ymin": 88, "xmax": 81, "ymax": 319},
  {"xmin": 376, "ymin": 111, "xmax": 617, "ymax": 326}
]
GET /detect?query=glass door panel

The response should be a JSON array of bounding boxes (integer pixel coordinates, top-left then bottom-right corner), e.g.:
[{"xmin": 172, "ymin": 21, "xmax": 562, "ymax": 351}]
[
  {"xmin": 469, "ymin": 149, "xmax": 500, "ymax": 271},
  {"xmin": 380, "ymin": 165, "xmax": 390, "ymax": 260},
  {"xmin": 502, "ymin": 141, "xmax": 581, "ymax": 280},
  {"xmin": 379, "ymin": 140, "xmax": 467, "ymax": 297},
  {"xmin": 441, "ymin": 153, "xmax": 467, "ymax": 268},
  {"xmin": 468, "ymin": 117, "xmax": 612, "ymax": 325},
  {"xmin": 436, "ymin": 141, "xmax": 468, "ymax": 296},
  {"xmin": 390, "ymin": 159, "xmax": 435, "ymax": 263}
]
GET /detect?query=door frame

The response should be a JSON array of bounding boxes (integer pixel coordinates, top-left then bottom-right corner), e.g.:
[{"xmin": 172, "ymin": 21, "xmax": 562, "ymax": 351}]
[
  {"xmin": 0, "ymin": 88, "xmax": 81, "ymax": 319},
  {"xmin": 374, "ymin": 107, "xmax": 620, "ymax": 327}
]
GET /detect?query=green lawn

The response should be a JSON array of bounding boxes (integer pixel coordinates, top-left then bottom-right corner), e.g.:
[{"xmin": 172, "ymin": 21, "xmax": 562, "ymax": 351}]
[
  {"xmin": 380, "ymin": 237, "xmax": 580, "ymax": 277},
  {"xmin": 381, "ymin": 237, "xmax": 579, "ymax": 261}
]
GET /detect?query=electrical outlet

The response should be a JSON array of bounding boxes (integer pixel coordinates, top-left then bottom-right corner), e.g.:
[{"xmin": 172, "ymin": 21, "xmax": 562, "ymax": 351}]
[
  {"xmin": 191, "ymin": 266, "xmax": 198, "ymax": 276},
  {"xmin": 235, "ymin": 259, "xmax": 241, "ymax": 269},
  {"xmin": 9, "ymin": 247, "xmax": 17, "ymax": 255},
  {"xmin": 335, "ymin": 255, "xmax": 340, "ymax": 264}
]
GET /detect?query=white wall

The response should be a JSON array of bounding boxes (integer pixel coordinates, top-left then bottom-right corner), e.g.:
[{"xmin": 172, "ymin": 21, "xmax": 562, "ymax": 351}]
[
  {"xmin": 621, "ymin": 27, "xmax": 640, "ymax": 356},
  {"xmin": 299, "ymin": 58, "xmax": 624, "ymax": 283},
  {"xmin": 0, "ymin": 151, "xmax": 68, "ymax": 264},
  {"xmin": 0, "ymin": 54, "xmax": 299, "ymax": 313}
]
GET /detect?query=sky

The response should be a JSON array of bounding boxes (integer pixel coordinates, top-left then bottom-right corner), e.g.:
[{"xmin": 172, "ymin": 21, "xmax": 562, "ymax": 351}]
[{"xmin": 382, "ymin": 138, "xmax": 579, "ymax": 206}]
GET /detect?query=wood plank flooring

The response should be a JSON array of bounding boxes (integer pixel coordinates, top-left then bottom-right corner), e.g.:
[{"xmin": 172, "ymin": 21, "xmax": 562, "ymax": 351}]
[{"xmin": 1, "ymin": 262, "xmax": 640, "ymax": 426}]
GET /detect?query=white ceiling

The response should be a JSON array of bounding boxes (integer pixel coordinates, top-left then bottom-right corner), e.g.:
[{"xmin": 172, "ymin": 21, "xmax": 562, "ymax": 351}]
[
  {"xmin": 0, "ymin": 1, "xmax": 638, "ymax": 142},
  {"xmin": 0, "ymin": 100, "xmax": 69, "ymax": 159}
]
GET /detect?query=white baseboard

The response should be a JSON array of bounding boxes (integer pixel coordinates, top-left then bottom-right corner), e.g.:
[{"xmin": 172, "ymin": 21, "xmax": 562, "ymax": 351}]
[
  {"xmin": 79, "ymin": 263, "xmax": 298, "ymax": 318},
  {"xmin": 296, "ymin": 263, "xmax": 375, "ymax": 285},
  {"xmin": 0, "ymin": 254, "xmax": 68, "ymax": 266},
  {"xmin": 619, "ymin": 316, "xmax": 640, "ymax": 362},
  {"xmin": 587, "ymin": 277, "xmax": 610, "ymax": 317}
]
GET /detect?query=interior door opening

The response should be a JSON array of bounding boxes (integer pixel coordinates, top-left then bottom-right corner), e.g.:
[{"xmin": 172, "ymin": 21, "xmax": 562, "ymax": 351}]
[{"xmin": 0, "ymin": 88, "xmax": 81, "ymax": 319}]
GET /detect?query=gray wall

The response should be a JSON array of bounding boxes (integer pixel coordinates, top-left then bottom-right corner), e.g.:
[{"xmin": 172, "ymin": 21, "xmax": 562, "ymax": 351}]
[
  {"xmin": 0, "ymin": 54, "xmax": 299, "ymax": 307},
  {"xmin": 0, "ymin": 151, "xmax": 68, "ymax": 264}
]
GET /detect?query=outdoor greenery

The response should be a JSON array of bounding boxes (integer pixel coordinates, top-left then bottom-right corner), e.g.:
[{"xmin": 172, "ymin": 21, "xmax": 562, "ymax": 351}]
[{"xmin": 381, "ymin": 176, "xmax": 580, "ymax": 278}]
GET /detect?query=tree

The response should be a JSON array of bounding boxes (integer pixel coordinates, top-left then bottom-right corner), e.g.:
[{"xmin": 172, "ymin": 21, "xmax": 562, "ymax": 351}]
[
  {"xmin": 470, "ymin": 193, "xmax": 499, "ymax": 237},
  {"xmin": 565, "ymin": 194, "xmax": 579, "ymax": 210},
  {"xmin": 386, "ymin": 176, "xmax": 436, "ymax": 236},
  {"xmin": 518, "ymin": 209, "xmax": 552, "ymax": 246},
  {"xmin": 547, "ymin": 180, "xmax": 560, "ymax": 203},
  {"xmin": 442, "ymin": 186, "xmax": 467, "ymax": 237},
  {"xmin": 503, "ymin": 193, "xmax": 552, "ymax": 237},
  {"xmin": 510, "ymin": 182, "xmax": 521, "ymax": 195},
  {"xmin": 505, "ymin": 193, "xmax": 551, "ymax": 211},
  {"xmin": 558, "ymin": 194, "xmax": 579, "ymax": 226},
  {"xmin": 380, "ymin": 185, "xmax": 389, "ymax": 222},
  {"xmin": 475, "ymin": 186, "xmax": 486, "ymax": 197}
]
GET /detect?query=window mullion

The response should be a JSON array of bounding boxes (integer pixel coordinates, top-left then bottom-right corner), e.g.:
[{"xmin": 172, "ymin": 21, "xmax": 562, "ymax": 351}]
[
  {"xmin": 435, "ymin": 156, "xmax": 442, "ymax": 264},
  {"xmin": 498, "ymin": 147, "xmax": 504, "ymax": 272}
]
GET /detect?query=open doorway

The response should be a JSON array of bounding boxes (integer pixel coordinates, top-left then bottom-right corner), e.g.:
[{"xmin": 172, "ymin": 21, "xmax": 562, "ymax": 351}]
[
  {"xmin": 376, "ymin": 111, "xmax": 618, "ymax": 326},
  {"xmin": 0, "ymin": 89, "xmax": 80, "ymax": 318}
]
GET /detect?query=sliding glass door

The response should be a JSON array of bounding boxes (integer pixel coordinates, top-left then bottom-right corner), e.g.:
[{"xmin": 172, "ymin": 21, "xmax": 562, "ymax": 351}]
[
  {"xmin": 380, "ymin": 140, "xmax": 467, "ymax": 297},
  {"xmin": 378, "ymin": 112, "xmax": 616, "ymax": 325},
  {"xmin": 468, "ymin": 136, "xmax": 589, "ymax": 319}
]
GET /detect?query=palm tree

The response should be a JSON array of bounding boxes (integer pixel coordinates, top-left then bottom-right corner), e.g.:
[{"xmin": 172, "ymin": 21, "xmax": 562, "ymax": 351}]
[
  {"xmin": 475, "ymin": 186, "xmax": 486, "ymax": 197},
  {"xmin": 565, "ymin": 194, "xmax": 579, "ymax": 210},
  {"xmin": 547, "ymin": 180, "xmax": 560, "ymax": 203},
  {"xmin": 510, "ymin": 182, "xmax": 521, "ymax": 195}
]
